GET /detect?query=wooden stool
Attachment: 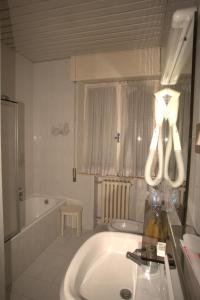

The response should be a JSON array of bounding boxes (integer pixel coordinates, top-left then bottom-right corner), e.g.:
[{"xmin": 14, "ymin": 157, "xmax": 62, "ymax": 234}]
[{"xmin": 60, "ymin": 205, "xmax": 83, "ymax": 237}]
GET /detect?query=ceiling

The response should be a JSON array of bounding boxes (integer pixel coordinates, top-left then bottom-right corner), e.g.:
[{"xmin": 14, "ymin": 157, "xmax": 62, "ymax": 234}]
[{"xmin": 0, "ymin": 0, "xmax": 198, "ymax": 62}]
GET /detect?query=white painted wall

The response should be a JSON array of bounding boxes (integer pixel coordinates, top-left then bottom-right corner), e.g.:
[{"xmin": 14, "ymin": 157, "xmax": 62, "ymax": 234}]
[
  {"xmin": 31, "ymin": 49, "xmax": 162, "ymax": 229},
  {"xmin": 14, "ymin": 43, "xmax": 200, "ymax": 233},
  {"xmin": 1, "ymin": 43, "xmax": 15, "ymax": 100},
  {"xmin": 0, "ymin": 40, "xmax": 6, "ymax": 300},
  {"xmin": 71, "ymin": 48, "xmax": 160, "ymax": 81},
  {"xmin": 14, "ymin": 54, "xmax": 95, "ymax": 230},
  {"xmin": 32, "ymin": 59, "xmax": 94, "ymax": 229}
]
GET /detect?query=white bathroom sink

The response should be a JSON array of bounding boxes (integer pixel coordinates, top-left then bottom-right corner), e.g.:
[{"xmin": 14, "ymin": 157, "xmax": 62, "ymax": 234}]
[{"xmin": 60, "ymin": 232, "xmax": 142, "ymax": 300}]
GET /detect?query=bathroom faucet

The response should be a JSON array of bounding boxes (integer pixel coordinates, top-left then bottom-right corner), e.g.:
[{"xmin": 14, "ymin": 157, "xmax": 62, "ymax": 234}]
[
  {"xmin": 126, "ymin": 250, "xmax": 148, "ymax": 266},
  {"xmin": 126, "ymin": 248, "xmax": 159, "ymax": 273}
]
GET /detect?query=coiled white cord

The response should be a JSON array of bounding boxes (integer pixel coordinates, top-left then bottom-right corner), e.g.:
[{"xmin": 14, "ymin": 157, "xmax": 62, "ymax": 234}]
[
  {"xmin": 145, "ymin": 126, "xmax": 163, "ymax": 186},
  {"xmin": 164, "ymin": 126, "xmax": 185, "ymax": 188},
  {"xmin": 145, "ymin": 88, "xmax": 184, "ymax": 188}
]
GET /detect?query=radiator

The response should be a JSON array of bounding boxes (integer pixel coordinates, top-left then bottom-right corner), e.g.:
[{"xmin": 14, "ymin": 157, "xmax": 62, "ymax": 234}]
[{"xmin": 101, "ymin": 180, "xmax": 130, "ymax": 224}]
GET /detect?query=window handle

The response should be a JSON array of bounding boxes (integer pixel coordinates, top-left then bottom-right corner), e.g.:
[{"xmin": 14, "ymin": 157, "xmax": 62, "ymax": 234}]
[{"xmin": 114, "ymin": 133, "xmax": 120, "ymax": 143}]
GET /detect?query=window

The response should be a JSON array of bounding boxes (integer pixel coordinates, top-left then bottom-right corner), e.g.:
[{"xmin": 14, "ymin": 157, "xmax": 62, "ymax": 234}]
[
  {"xmin": 77, "ymin": 78, "xmax": 190, "ymax": 178},
  {"xmin": 78, "ymin": 83, "xmax": 118, "ymax": 176}
]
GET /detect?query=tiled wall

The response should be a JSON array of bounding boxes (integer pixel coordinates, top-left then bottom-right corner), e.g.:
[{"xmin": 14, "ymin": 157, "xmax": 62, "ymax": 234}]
[
  {"xmin": 32, "ymin": 60, "xmax": 94, "ymax": 230},
  {"xmin": 187, "ymin": 7, "xmax": 200, "ymax": 234},
  {"xmin": 13, "ymin": 54, "xmax": 95, "ymax": 230}
]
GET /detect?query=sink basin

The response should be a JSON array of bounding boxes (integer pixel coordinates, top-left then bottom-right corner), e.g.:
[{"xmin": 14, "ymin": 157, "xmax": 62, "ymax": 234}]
[
  {"xmin": 108, "ymin": 219, "xmax": 143, "ymax": 234},
  {"xmin": 60, "ymin": 232, "xmax": 142, "ymax": 300}
]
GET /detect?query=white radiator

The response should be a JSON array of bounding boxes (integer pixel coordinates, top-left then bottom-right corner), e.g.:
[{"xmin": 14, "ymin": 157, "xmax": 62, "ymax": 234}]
[{"xmin": 101, "ymin": 180, "xmax": 130, "ymax": 224}]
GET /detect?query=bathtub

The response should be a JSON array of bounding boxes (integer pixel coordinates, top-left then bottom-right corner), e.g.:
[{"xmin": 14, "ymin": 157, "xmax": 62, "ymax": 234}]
[
  {"xmin": 5, "ymin": 196, "xmax": 65, "ymax": 285},
  {"xmin": 24, "ymin": 196, "xmax": 65, "ymax": 228}
]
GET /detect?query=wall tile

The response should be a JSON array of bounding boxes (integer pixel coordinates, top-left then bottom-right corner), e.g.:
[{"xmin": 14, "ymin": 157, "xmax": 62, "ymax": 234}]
[{"xmin": 32, "ymin": 60, "xmax": 94, "ymax": 229}]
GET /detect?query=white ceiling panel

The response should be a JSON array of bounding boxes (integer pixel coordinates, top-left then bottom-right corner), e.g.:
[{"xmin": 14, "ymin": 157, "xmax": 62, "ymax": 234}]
[{"xmin": 0, "ymin": 0, "xmax": 197, "ymax": 62}]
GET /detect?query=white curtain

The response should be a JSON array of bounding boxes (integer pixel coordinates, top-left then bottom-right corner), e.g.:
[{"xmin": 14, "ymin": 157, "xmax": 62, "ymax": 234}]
[
  {"xmin": 79, "ymin": 84, "xmax": 117, "ymax": 175},
  {"xmin": 78, "ymin": 79, "xmax": 190, "ymax": 178},
  {"xmin": 119, "ymin": 80, "xmax": 160, "ymax": 177}
]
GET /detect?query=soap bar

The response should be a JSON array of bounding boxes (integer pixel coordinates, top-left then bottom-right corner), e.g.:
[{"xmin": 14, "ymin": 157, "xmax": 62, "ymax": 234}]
[{"xmin": 157, "ymin": 242, "xmax": 166, "ymax": 257}]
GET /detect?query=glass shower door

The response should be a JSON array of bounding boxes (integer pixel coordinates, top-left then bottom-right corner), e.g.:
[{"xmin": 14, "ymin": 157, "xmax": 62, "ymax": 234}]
[{"xmin": 1, "ymin": 100, "xmax": 20, "ymax": 241}]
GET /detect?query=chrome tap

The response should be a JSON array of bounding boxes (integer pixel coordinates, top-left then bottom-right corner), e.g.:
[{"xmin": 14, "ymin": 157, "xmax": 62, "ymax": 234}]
[
  {"xmin": 126, "ymin": 251, "xmax": 148, "ymax": 266},
  {"xmin": 126, "ymin": 247, "xmax": 159, "ymax": 273}
]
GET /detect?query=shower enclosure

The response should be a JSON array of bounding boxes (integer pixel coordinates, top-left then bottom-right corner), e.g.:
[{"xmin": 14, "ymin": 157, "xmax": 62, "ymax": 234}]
[{"xmin": 1, "ymin": 99, "xmax": 25, "ymax": 242}]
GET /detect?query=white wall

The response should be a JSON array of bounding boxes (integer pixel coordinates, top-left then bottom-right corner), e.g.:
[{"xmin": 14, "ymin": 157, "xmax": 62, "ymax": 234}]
[
  {"xmin": 32, "ymin": 60, "xmax": 94, "ymax": 229},
  {"xmin": 187, "ymin": 8, "xmax": 200, "ymax": 234},
  {"xmin": 1, "ymin": 43, "xmax": 15, "ymax": 100},
  {"xmin": 14, "ymin": 55, "xmax": 95, "ymax": 229},
  {"xmin": 71, "ymin": 48, "xmax": 160, "ymax": 81},
  {"xmin": 14, "ymin": 42, "xmax": 200, "ymax": 232},
  {"xmin": 0, "ymin": 40, "xmax": 6, "ymax": 300},
  {"xmin": 31, "ymin": 49, "xmax": 161, "ymax": 230}
]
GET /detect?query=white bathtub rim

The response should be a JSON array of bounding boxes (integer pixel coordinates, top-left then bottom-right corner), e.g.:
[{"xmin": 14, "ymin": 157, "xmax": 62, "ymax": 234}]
[
  {"xmin": 25, "ymin": 195, "xmax": 82, "ymax": 209},
  {"xmin": 12, "ymin": 195, "xmax": 83, "ymax": 241},
  {"xmin": 12, "ymin": 197, "xmax": 65, "ymax": 241}
]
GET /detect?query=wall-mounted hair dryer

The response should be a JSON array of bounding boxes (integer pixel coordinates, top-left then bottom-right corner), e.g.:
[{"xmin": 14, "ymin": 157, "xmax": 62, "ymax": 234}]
[{"xmin": 145, "ymin": 88, "xmax": 184, "ymax": 188}]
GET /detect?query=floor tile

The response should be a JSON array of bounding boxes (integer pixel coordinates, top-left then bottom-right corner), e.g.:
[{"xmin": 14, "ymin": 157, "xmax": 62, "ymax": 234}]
[
  {"xmin": 23, "ymin": 262, "xmax": 45, "ymax": 278},
  {"xmin": 11, "ymin": 274, "xmax": 36, "ymax": 295},
  {"xmin": 53, "ymin": 268, "xmax": 66, "ymax": 285},
  {"xmin": 9, "ymin": 227, "xmax": 93, "ymax": 300},
  {"xmin": 7, "ymin": 292, "xmax": 31, "ymax": 300},
  {"xmin": 35, "ymin": 265, "xmax": 61, "ymax": 283},
  {"xmin": 42, "ymin": 283, "xmax": 60, "ymax": 300}
]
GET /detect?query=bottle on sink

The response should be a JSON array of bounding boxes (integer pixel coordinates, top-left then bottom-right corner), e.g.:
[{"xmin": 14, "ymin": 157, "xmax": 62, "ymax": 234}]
[{"xmin": 144, "ymin": 186, "xmax": 168, "ymax": 242}]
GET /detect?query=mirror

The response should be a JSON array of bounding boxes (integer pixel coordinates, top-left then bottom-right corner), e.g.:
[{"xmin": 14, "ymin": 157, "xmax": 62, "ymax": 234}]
[
  {"xmin": 160, "ymin": 7, "xmax": 197, "ymax": 225},
  {"xmin": 162, "ymin": 8, "xmax": 199, "ymax": 299}
]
